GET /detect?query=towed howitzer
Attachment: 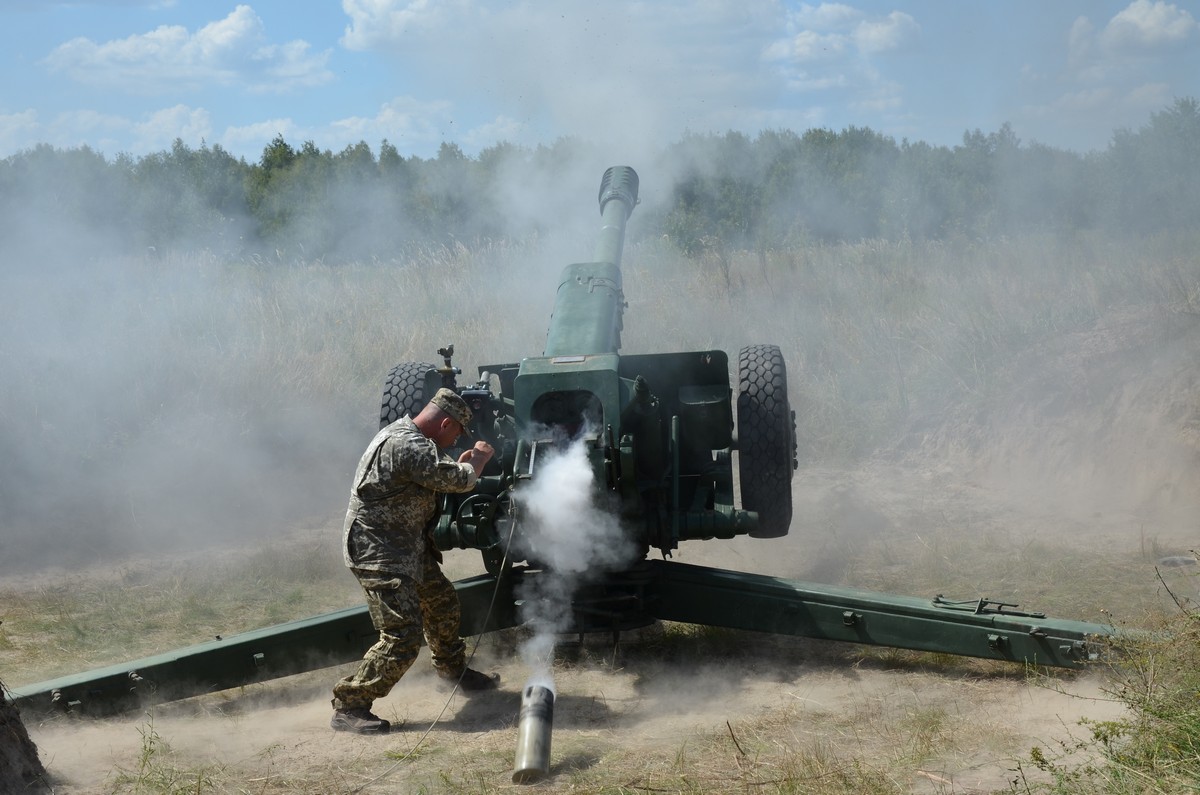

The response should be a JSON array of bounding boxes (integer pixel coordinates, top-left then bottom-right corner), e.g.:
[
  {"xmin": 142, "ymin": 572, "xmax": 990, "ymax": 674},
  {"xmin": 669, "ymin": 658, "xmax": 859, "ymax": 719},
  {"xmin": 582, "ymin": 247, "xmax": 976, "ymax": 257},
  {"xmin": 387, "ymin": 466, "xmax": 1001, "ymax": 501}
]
[
  {"xmin": 8, "ymin": 166, "xmax": 1115, "ymax": 718},
  {"xmin": 404, "ymin": 165, "xmax": 795, "ymax": 577}
]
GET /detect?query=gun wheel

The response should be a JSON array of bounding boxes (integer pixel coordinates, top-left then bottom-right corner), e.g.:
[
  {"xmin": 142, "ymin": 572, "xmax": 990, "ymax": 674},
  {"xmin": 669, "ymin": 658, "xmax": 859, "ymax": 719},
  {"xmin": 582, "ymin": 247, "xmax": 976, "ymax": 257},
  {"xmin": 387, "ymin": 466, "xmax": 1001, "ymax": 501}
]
[
  {"xmin": 380, "ymin": 361, "xmax": 436, "ymax": 428},
  {"xmin": 737, "ymin": 344, "xmax": 797, "ymax": 538}
]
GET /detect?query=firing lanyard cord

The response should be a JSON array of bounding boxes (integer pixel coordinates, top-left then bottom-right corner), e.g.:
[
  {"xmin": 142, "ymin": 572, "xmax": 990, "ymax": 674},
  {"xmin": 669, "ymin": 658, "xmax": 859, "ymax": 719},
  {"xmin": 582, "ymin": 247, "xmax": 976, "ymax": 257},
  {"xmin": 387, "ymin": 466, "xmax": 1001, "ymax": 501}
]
[{"xmin": 350, "ymin": 499, "xmax": 519, "ymax": 793}]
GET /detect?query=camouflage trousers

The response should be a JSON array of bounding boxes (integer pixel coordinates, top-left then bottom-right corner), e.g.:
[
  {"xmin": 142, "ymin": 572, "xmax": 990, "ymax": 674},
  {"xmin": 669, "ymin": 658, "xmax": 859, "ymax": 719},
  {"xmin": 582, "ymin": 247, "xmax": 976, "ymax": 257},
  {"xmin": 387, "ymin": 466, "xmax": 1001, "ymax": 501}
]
[{"xmin": 331, "ymin": 553, "xmax": 466, "ymax": 710}]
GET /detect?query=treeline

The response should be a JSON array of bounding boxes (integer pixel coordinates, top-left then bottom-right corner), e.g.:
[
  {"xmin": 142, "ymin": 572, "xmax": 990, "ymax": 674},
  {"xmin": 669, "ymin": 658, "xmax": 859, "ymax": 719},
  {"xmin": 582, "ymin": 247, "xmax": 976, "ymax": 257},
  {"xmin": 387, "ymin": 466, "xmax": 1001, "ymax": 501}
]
[{"xmin": 2, "ymin": 98, "xmax": 1198, "ymax": 262}]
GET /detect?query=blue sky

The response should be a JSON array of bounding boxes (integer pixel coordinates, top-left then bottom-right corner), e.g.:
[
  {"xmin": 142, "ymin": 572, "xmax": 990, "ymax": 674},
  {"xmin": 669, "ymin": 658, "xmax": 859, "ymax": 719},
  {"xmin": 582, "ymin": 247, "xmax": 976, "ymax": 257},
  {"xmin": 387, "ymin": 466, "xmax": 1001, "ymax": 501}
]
[{"xmin": 1, "ymin": 0, "xmax": 1197, "ymax": 163}]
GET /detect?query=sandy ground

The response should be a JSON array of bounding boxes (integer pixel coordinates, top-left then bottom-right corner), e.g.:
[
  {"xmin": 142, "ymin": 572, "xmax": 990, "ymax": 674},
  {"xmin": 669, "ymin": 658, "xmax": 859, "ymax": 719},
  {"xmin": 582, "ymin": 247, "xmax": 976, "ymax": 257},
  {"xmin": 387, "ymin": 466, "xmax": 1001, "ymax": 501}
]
[{"xmin": 25, "ymin": 656, "xmax": 1127, "ymax": 794}]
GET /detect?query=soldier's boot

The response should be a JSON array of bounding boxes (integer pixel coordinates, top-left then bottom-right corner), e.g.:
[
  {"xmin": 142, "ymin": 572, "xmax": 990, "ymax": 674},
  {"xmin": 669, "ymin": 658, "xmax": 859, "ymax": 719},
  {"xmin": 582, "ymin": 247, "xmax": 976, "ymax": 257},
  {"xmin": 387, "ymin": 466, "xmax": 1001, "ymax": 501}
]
[
  {"xmin": 438, "ymin": 667, "xmax": 500, "ymax": 693},
  {"xmin": 330, "ymin": 707, "xmax": 392, "ymax": 734}
]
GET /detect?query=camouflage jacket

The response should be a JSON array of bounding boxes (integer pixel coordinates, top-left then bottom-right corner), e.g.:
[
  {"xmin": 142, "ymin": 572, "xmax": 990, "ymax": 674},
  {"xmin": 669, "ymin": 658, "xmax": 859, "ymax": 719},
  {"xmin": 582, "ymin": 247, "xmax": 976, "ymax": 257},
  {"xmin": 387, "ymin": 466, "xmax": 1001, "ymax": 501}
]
[{"xmin": 342, "ymin": 416, "xmax": 478, "ymax": 578}]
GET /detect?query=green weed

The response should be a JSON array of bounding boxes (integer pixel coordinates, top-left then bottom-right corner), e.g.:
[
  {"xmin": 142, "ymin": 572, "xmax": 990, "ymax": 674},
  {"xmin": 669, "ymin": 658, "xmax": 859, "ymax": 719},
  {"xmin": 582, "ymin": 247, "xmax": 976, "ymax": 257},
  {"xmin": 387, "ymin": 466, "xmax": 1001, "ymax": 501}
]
[
  {"xmin": 108, "ymin": 719, "xmax": 223, "ymax": 794},
  {"xmin": 1020, "ymin": 613, "xmax": 1200, "ymax": 794}
]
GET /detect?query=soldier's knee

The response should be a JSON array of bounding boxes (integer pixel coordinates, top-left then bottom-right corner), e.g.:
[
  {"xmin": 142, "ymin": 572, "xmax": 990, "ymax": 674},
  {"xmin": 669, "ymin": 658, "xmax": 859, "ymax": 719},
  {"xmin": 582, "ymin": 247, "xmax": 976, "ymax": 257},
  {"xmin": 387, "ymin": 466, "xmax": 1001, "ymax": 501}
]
[{"xmin": 374, "ymin": 631, "xmax": 420, "ymax": 660}]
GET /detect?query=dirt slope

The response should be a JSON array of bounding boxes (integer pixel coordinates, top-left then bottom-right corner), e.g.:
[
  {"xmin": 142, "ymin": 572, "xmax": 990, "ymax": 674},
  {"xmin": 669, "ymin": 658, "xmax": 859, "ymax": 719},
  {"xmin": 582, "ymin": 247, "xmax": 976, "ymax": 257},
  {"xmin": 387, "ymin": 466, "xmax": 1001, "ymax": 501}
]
[{"xmin": 1, "ymin": 677, "xmax": 48, "ymax": 792}]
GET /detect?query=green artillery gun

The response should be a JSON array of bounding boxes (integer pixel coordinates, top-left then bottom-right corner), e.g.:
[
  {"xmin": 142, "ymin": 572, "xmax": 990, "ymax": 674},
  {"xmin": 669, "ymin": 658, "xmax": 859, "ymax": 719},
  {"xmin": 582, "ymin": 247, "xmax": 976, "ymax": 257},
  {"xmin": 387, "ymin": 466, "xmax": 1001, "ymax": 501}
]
[
  {"xmin": 8, "ymin": 167, "xmax": 1113, "ymax": 717},
  {"xmin": 402, "ymin": 166, "xmax": 793, "ymax": 581}
]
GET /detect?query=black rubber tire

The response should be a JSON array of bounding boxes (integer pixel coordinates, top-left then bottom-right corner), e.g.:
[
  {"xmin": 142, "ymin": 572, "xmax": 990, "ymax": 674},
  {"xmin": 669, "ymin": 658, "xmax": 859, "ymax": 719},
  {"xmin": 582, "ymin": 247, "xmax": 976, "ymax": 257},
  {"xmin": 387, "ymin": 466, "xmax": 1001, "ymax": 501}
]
[
  {"xmin": 380, "ymin": 361, "xmax": 436, "ymax": 428},
  {"xmin": 737, "ymin": 345, "xmax": 796, "ymax": 538}
]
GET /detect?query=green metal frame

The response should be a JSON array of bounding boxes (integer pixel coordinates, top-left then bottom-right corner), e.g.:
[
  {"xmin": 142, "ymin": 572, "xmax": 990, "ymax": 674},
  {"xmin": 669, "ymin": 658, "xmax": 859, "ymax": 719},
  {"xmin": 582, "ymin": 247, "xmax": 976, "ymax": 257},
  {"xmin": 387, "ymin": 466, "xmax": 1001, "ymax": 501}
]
[{"xmin": 7, "ymin": 561, "xmax": 1111, "ymax": 716}]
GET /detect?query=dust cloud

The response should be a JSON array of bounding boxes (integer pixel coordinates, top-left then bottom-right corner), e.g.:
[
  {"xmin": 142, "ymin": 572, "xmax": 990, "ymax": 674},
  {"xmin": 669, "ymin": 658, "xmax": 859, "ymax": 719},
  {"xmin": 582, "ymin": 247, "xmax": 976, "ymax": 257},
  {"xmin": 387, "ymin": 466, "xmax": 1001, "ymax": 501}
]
[
  {"xmin": 0, "ymin": 153, "xmax": 648, "ymax": 576},
  {"xmin": 0, "ymin": 251, "xmax": 363, "ymax": 573},
  {"xmin": 5, "ymin": 117, "xmax": 1198, "ymax": 580}
]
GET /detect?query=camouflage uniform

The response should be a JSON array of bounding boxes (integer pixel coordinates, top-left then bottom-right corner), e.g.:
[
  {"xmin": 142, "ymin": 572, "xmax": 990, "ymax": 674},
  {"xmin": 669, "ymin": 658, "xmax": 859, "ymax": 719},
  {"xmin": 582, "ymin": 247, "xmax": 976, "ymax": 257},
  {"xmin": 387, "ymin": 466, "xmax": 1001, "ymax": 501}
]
[{"xmin": 332, "ymin": 415, "xmax": 478, "ymax": 710}]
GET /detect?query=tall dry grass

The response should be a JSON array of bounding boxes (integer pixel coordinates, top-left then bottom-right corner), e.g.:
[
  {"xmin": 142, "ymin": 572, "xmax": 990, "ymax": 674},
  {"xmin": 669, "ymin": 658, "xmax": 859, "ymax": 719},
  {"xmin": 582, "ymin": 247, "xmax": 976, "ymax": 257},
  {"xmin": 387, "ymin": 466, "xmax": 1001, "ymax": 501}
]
[{"xmin": 96, "ymin": 228, "xmax": 1200, "ymax": 460}]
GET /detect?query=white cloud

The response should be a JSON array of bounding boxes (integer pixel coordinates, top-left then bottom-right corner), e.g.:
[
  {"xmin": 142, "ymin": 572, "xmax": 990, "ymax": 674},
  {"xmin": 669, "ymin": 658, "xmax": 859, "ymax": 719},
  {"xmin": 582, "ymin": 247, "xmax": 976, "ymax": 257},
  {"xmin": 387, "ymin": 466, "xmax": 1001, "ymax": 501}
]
[
  {"xmin": 46, "ymin": 109, "xmax": 132, "ymax": 153},
  {"xmin": 773, "ymin": 3, "xmax": 917, "ymax": 61},
  {"xmin": 461, "ymin": 115, "xmax": 528, "ymax": 151},
  {"xmin": 0, "ymin": 108, "xmax": 133, "ymax": 155},
  {"xmin": 340, "ymin": 0, "xmax": 464, "ymax": 51},
  {"xmin": 1067, "ymin": 15, "xmax": 1095, "ymax": 68},
  {"xmin": 779, "ymin": 30, "xmax": 849, "ymax": 62},
  {"xmin": 221, "ymin": 118, "xmax": 301, "ymax": 158},
  {"xmin": 0, "ymin": 104, "xmax": 222, "ymax": 157},
  {"xmin": 328, "ymin": 96, "xmax": 455, "ymax": 149},
  {"xmin": 1043, "ymin": 87, "xmax": 1116, "ymax": 115},
  {"xmin": 780, "ymin": 70, "xmax": 850, "ymax": 93},
  {"xmin": 1099, "ymin": 0, "xmax": 1196, "ymax": 53},
  {"xmin": 853, "ymin": 11, "xmax": 919, "ymax": 54},
  {"xmin": 132, "ymin": 105, "xmax": 213, "ymax": 152},
  {"xmin": 1052, "ymin": 0, "xmax": 1195, "ymax": 135},
  {"xmin": 766, "ymin": 2, "xmax": 918, "ymax": 122},
  {"xmin": 851, "ymin": 86, "xmax": 904, "ymax": 113},
  {"xmin": 44, "ymin": 4, "xmax": 332, "ymax": 93},
  {"xmin": 1028, "ymin": 80, "xmax": 1168, "ymax": 119},
  {"xmin": 0, "ymin": 110, "xmax": 41, "ymax": 155},
  {"xmin": 788, "ymin": 3, "xmax": 863, "ymax": 31},
  {"xmin": 213, "ymin": 97, "xmax": 471, "ymax": 160},
  {"xmin": 1125, "ymin": 81, "xmax": 1172, "ymax": 109},
  {"xmin": 334, "ymin": 1, "xmax": 787, "ymax": 162}
]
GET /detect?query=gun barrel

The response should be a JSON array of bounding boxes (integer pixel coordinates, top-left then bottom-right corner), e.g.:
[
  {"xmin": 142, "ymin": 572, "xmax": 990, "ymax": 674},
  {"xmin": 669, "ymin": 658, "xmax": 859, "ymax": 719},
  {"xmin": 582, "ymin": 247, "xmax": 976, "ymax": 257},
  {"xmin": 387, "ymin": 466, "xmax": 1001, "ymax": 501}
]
[
  {"xmin": 543, "ymin": 166, "xmax": 639, "ymax": 357},
  {"xmin": 593, "ymin": 166, "xmax": 639, "ymax": 266}
]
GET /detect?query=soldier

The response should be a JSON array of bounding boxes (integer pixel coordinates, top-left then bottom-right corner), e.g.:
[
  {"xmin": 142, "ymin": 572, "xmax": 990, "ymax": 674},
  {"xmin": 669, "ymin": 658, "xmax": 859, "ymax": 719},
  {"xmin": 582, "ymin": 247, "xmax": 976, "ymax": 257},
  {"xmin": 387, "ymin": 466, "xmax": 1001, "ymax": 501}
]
[{"xmin": 331, "ymin": 388, "xmax": 499, "ymax": 734}]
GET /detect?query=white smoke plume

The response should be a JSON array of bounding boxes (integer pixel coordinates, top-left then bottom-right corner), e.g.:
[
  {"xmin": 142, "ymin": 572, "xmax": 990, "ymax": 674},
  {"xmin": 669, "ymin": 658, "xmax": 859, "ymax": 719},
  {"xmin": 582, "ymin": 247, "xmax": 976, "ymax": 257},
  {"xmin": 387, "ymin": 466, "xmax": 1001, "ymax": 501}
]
[{"xmin": 512, "ymin": 434, "xmax": 637, "ymax": 684}]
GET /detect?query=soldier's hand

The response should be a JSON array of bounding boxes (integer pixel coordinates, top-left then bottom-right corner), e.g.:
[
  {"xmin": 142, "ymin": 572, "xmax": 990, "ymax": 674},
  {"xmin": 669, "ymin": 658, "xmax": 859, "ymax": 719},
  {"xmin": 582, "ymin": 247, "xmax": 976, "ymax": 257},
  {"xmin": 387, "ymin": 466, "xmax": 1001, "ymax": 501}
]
[{"xmin": 458, "ymin": 441, "xmax": 495, "ymax": 475}]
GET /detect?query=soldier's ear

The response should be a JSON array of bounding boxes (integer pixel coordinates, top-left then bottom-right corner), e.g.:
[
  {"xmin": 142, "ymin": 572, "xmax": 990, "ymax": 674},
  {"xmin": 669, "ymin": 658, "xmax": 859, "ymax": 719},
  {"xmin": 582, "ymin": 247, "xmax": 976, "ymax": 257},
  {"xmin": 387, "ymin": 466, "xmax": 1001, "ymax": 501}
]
[{"xmin": 437, "ymin": 417, "xmax": 460, "ymax": 441}]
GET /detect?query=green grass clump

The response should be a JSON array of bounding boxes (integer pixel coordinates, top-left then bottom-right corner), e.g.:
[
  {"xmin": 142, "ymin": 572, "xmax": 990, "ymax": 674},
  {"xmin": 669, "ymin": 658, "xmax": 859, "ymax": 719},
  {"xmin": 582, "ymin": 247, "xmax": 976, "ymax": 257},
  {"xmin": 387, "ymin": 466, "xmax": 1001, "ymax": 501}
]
[
  {"xmin": 1021, "ymin": 613, "xmax": 1200, "ymax": 794},
  {"xmin": 108, "ymin": 719, "xmax": 224, "ymax": 794}
]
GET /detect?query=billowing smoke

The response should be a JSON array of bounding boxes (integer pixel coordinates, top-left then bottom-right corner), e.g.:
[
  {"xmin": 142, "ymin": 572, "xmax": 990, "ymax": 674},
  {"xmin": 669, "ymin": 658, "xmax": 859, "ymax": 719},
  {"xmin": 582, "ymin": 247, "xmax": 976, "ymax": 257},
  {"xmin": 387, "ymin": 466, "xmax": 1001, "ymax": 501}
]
[{"xmin": 512, "ymin": 431, "xmax": 637, "ymax": 687}]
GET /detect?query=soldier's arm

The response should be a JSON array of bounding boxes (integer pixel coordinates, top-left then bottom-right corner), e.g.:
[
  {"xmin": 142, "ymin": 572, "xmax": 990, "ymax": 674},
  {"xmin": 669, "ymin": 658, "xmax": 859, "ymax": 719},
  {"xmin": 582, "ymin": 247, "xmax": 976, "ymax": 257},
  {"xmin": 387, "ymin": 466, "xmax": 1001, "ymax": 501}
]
[{"xmin": 404, "ymin": 441, "xmax": 478, "ymax": 493}]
